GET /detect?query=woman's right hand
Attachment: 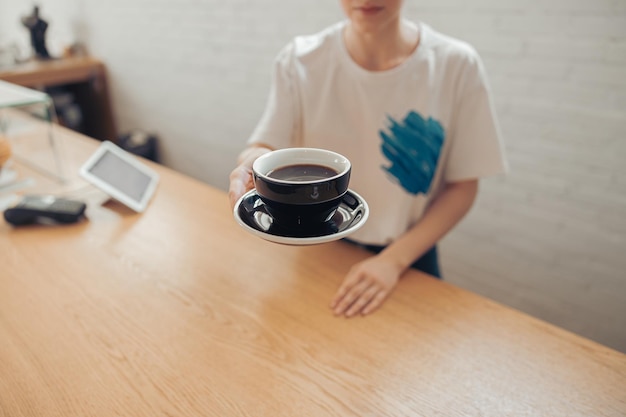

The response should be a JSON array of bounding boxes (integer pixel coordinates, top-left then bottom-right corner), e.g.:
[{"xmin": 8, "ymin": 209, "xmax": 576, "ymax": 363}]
[{"xmin": 228, "ymin": 145, "xmax": 272, "ymax": 209}]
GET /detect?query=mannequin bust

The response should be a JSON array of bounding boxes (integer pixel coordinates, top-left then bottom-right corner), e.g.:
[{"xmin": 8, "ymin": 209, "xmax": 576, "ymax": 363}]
[{"xmin": 21, "ymin": 6, "xmax": 51, "ymax": 59}]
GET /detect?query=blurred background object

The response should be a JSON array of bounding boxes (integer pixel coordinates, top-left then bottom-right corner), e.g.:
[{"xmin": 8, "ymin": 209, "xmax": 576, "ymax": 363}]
[
  {"xmin": 0, "ymin": 135, "xmax": 11, "ymax": 168},
  {"xmin": 118, "ymin": 129, "xmax": 159, "ymax": 162},
  {"xmin": 21, "ymin": 5, "xmax": 52, "ymax": 60}
]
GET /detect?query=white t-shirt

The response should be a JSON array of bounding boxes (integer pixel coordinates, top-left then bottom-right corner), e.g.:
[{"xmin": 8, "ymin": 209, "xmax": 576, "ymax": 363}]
[{"xmin": 248, "ymin": 21, "xmax": 507, "ymax": 245}]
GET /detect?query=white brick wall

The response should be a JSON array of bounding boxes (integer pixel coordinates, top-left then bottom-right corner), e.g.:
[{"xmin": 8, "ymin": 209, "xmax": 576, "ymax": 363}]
[
  {"xmin": 1, "ymin": 0, "xmax": 625, "ymax": 351},
  {"xmin": 406, "ymin": 0, "xmax": 626, "ymax": 351},
  {"xmin": 1, "ymin": 0, "xmax": 344, "ymax": 187}
]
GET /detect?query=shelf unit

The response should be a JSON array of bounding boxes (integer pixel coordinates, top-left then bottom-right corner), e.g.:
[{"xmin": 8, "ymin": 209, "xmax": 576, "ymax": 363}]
[{"xmin": 0, "ymin": 56, "xmax": 117, "ymax": 143}]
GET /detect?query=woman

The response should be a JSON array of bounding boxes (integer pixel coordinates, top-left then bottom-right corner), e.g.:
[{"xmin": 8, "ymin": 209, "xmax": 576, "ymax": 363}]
[{"xmin": 229, "ymin": 0, "xmax": 507, "ymax": 317}]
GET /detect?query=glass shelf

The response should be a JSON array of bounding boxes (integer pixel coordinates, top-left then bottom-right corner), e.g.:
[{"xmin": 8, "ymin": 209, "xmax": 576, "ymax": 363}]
[{"xmin": 0, "ymin": 79, "xmax": 66, "ymax": 184}]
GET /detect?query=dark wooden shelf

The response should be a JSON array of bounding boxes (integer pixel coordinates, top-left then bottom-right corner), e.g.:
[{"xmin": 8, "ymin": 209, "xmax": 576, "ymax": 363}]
[{"xmin": 0, "ymin": 56, "xmax": 117, "ymax": 142}]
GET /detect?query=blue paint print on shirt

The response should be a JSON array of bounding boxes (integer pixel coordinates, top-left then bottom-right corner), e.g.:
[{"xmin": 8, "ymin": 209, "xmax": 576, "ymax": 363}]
[{"xmin": 379, "ymin": 111, "xmax": 444, "ymax": 195}]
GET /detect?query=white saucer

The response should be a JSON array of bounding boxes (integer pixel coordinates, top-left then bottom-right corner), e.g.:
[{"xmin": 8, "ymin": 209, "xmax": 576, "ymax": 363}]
[{"xmin": 234, "ymin": 189, "xmax": 369, "ymax": 245}]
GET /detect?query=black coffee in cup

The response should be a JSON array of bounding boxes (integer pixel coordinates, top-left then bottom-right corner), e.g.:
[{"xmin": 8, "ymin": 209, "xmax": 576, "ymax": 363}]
[
  {"xmin": 252, "ymin": 148, "xmax": 351, "ymax": 230},
  {"xmin": 267, "ymin": 164, "xmax": 339, "ymax": 182}
]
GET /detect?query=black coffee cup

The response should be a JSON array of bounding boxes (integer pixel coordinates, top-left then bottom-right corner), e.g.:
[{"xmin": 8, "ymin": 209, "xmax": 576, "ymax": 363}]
[{"xmin": 252, "ymin": 148, "xmax": 351, "ymax": 230}]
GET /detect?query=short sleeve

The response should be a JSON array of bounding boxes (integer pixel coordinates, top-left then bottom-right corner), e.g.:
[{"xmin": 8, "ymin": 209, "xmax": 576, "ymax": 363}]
[
  {"xmin": 247, "ymin": 43, "xmax": 300, "ymax": 150},
  {"xmin": 444, "ymin": 50, "xmax": 508, "ymax": 182}
]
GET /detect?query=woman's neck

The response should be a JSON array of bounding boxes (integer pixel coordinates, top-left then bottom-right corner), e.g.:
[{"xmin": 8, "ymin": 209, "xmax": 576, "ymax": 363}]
[{"xmin": 343, "ymin": 18, "xmax": 419, "ymax": 72}]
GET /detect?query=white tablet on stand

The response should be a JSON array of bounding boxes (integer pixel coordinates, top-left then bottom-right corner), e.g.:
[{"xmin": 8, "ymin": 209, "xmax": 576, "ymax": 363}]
[{"xmin": 79, "ymin": 141, "xmax": 159, "ymax": 212}]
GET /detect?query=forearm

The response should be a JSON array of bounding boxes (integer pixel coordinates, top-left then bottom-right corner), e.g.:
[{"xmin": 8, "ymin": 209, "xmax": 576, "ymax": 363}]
[
  {"xmin": 237, "ymin": 143, "xmax": 273, "ymax": 166},
  {"xmin": 378, "ymin": 179, "xmax": 479, "ymax": 272}
]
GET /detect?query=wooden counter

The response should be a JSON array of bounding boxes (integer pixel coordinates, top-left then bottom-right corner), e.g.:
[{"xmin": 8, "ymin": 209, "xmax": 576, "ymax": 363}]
[{"xmin": 1, "ymin": 126, "xmax": 625, "ymax": 416}]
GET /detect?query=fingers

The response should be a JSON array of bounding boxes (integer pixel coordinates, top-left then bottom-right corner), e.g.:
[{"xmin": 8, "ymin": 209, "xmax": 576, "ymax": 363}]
[
  {"xmin": 330, "ymin": 273, "xmax": 359, "ymax": 310},
  {"xmin": 229, "ymin": 146, "xmax": 271, "ymax": 210},
  {"xmin": 330, "ymin": 258, "xmax": 402, "ymax": 318},
  {"xmin": 228, "ymin": 179, "xmax": 246, "ymax": 209},
  {"xmin": 345, "ymin": 285, "xmax": 380, "ymax": 317},
  {"xmin": 361, "ymin": 290, "xmax": 388, "ymax": 316},
  {"xmin": 331, "ymin": 275, "xmax": 391, "ymax": 318},
  {"xmin": 331, "ymin": 278, "xmax": 370, "ymax": 317},
  {"xmin": 228, "ymin": 166, "xmax": 254, "ymax": 209}
]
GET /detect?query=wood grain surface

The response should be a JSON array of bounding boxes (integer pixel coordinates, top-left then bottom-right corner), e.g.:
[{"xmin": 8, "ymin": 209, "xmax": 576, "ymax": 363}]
[{"xmin": 1, "ymin": 127, "xmax": 625, "ymax": 416}]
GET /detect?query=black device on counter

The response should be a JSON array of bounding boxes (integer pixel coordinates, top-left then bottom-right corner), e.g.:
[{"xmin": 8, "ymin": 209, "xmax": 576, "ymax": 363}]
[{"xmin": 3, "ymin": 195, "xmax": 87, "ymax": 226}]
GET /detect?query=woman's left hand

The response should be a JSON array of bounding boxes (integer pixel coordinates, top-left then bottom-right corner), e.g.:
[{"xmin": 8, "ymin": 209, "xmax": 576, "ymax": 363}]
[{"xmin": 330, "ymin": 255, "xmax": 404, "ymax": 317}]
